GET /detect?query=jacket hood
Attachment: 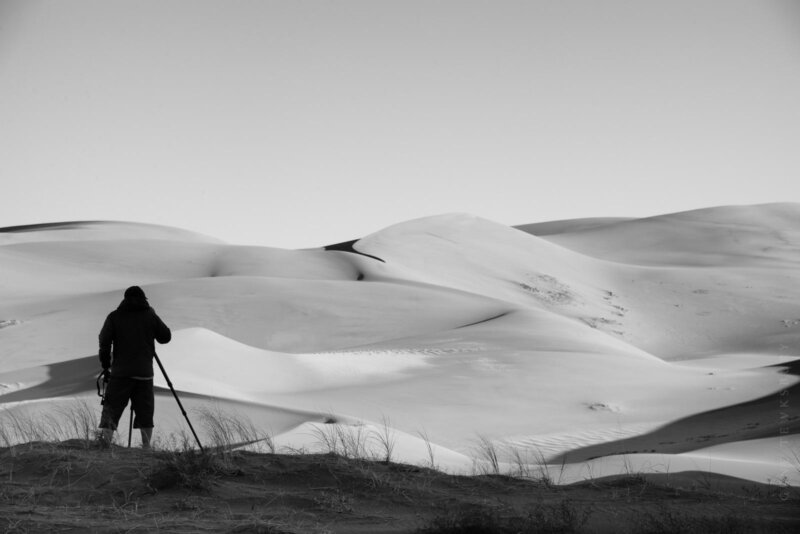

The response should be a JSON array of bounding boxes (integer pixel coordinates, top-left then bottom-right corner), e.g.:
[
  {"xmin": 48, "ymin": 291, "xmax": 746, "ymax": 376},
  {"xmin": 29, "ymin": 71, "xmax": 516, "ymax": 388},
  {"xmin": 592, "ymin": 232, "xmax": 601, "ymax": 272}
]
[{"xmin": 117, "ymin": 296, "xmax": 150, "ymax": 312}]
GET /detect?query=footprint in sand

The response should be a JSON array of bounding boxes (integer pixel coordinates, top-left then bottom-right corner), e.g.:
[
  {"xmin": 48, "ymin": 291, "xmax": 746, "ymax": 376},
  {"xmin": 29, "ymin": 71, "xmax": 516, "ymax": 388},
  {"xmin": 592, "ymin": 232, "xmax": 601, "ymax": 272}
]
[{"xmin": 585, "ymin": 402, "xmax": 622, "ymax": 413}]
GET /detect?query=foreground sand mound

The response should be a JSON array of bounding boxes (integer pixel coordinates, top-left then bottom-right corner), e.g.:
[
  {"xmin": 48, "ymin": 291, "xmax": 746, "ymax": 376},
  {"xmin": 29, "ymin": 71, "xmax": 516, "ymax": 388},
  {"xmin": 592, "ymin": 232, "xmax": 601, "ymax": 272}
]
[{"xmin": 2, "ymin": 442, "xmax": 797, "ymax": 533}]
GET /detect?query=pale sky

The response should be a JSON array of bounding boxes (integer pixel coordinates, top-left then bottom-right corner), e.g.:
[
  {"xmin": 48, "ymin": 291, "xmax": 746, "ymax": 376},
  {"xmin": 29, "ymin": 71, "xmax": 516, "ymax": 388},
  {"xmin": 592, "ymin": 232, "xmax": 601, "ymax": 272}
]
[{"xmin": 2, "ymin": 0, "xmax": 799, "ymax": 248}]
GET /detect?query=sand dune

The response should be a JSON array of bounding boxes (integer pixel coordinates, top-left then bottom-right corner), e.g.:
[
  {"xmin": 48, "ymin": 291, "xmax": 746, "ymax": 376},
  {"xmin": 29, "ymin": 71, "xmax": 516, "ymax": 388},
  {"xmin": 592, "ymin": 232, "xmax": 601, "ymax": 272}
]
[
  {"xmin": 529, "ymin": 203, "xmax": 800, "ymax": 267},
  {"xmin": 0, "ymin": 220, "xmax": 223, "ymax": 245},
  {"xmin": 1, "ymin": 204, "xmax": 798, "ymax": 485}
]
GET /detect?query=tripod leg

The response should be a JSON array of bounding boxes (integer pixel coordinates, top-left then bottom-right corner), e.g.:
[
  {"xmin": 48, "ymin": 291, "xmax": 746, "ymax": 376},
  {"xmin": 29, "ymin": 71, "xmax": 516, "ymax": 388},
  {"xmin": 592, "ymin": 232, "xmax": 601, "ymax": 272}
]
[
  {"xmin": 154, "ymin": 353, "xmax": 203, "ymax": 451},
  {"xmin": 128, "ymin": 408, "xmax": 133, "ymax": 448}
]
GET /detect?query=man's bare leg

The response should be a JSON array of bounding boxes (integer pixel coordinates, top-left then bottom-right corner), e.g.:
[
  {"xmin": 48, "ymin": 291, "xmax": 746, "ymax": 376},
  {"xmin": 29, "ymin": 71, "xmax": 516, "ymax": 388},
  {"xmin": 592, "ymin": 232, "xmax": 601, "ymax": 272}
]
[
  {"xmin": 97, "ymin": 427, "xmax": 114, "ymax": 448},
  {"xmin": 140, "ymin": 427, "xmax": 153, "ymax": 449}
]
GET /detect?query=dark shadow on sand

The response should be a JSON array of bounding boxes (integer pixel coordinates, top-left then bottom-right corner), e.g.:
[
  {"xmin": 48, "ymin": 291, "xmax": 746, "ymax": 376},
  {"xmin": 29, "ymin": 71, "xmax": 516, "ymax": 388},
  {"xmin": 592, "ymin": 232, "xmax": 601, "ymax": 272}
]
[
  {"xmin": 324, "ymin": 239, "xmax": 385, "ymax": 263},
  {"xmin": 0, "ymin": 221, "xmax": 104, "ymax": 233},
  {"xmin": 0, "ymin": 356, "xmax": 99, "ymax": 404},
  {"xmin": 456, "ymin": 312, "xmax": 510, "ymax": 329},
  {"xmin": 551, "ymin": 359, "xmax": 800, "ymax": 463}
]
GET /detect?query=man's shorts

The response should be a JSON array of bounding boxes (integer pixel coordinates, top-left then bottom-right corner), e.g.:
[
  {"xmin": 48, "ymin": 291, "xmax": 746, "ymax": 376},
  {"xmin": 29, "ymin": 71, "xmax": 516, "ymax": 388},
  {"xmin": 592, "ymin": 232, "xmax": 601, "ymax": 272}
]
[{"xmin": 99, "ymin": 377, "xmax": 155, "ymax": 429}]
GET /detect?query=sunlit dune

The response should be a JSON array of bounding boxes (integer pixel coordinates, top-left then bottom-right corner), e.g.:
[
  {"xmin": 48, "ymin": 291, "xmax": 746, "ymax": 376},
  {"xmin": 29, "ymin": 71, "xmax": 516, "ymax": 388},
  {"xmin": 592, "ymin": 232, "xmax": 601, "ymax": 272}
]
[{"xmin": 2, "ymin": 203, "xmax": 798, "ymax": 485}]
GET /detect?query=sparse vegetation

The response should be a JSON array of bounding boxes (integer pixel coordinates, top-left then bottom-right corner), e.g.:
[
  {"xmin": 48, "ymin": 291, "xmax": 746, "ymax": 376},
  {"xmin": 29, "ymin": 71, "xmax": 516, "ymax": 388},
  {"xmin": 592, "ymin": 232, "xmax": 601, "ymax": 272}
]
[
  {"xmin": 373, "ymin": 415, "xmax": 398, "ymax": 464},
  {"xmin": 312, "ymin": 421, "xmax": 370, "ymax": 459},
  {"xmin": 148, "ymin": 446, "xmax": 231, "ymax": 491},
  {"xmin": 417, "ymin": 427, "xmax": 438, "ymax": 470},
  {"xmin": 473, "ymin": 434, "xmax": 502, "ymax": 475},
  {"xmin": 0, "ymin": 399, "xmax": 98, "ymax": 447},
  {"xmin": 196, "ymin": 404, "xmax": 275, "ymax": 454},
  {"xmin": 0, "ymin": 403, "xmax": 798, "ymax": 533}
]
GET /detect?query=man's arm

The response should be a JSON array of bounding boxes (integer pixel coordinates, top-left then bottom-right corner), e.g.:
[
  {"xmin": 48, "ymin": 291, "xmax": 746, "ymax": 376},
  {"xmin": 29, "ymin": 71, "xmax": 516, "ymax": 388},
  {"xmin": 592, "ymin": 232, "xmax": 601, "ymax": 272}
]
[
  {"xmin": 98, "ymin": 314, "xmax": 114, "ymax": 370},
  {"xmin": 152, "ymin": 310, "xmax": 171, "ymax": 345}
]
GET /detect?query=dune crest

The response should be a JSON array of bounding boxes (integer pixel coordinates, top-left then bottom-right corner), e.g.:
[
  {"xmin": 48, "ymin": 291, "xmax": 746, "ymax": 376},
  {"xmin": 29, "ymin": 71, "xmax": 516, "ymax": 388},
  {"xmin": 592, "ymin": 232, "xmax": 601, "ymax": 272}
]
[{"xmin": 0, "ymin": 220, "xmax": 223, "ymax": 245}]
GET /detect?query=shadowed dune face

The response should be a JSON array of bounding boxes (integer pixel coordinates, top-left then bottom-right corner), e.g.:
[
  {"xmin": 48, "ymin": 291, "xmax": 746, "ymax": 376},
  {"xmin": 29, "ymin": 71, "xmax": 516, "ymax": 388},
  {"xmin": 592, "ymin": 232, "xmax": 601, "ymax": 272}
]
[
  {"xmin": 515, "ymin": 217, "xmax": 634, "ymax": 236},
  {"xmin": 0, "ymin": 221, "xmax": 102, "ymax": 233},
  {"xmin": 0, "ymin": 356, "xmax": 98, "ymax": 405},
  {"xmin": 1, "ymin": 205, "xmax": 799, "ymax": 486},
  {"xmin": 550, "ymin": 376, "xmax": 800, "ymax": 463}
]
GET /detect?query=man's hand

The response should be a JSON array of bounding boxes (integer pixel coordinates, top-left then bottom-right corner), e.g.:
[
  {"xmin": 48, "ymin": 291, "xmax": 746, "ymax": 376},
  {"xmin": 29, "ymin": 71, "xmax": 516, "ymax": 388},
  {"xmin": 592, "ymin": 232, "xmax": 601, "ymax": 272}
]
[{"xmin": 102, "ymin": 368, "xmax": 110, "ymax": 382}]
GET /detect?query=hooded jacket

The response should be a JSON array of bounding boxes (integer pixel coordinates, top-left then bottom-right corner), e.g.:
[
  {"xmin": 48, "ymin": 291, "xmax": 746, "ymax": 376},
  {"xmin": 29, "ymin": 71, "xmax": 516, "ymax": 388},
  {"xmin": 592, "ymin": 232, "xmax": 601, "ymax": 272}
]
[{"xmin": 98, "ymin": 295, "xmax": 171, "ymax": 378}]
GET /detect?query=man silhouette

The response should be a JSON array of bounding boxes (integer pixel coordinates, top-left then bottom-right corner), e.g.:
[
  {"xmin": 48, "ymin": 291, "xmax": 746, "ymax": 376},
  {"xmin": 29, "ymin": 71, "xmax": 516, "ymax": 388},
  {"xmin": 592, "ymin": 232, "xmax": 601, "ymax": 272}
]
[{"xmin": 98, "ymin": 286, "xmax": 171, "ymax": 448}]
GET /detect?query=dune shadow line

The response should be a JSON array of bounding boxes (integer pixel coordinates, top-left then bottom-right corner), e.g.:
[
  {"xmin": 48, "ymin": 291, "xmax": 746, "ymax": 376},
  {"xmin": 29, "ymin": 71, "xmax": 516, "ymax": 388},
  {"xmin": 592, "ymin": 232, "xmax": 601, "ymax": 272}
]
[
  {"xmin": 0, "ymin": 356, "xmax": 99, "ymax": 404},
  {"xmin": 0, "ymin": 221, "xmax": 104, "ymax": 233},
  {"xmin": 457, "ymin": 312, "xmax": 510, "ymax": 329},
  {"xmin": 324, "ymin": 239, "xmax": 385, "ymax": 263}
]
